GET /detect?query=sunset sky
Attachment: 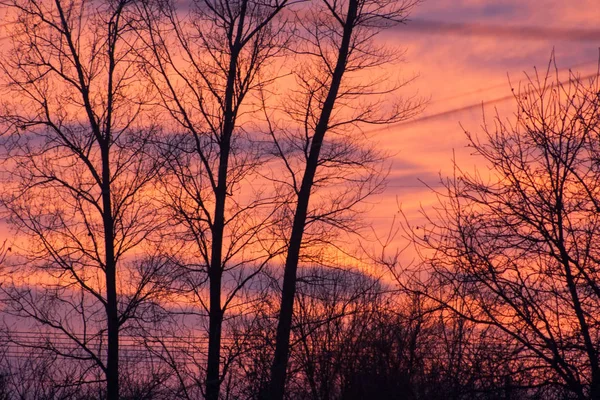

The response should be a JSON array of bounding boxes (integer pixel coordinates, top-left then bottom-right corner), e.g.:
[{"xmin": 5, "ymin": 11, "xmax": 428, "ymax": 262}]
[
  {"xmin": 369, "ymin": 0, "xmax": 600, "ymax": 254},
  {"xmin": 0, "ymin": 0, "xmax": 598, "ymax": 262},
  {"xmin": 0, "ymin": 1, "xmax": 598, "ymax": 397}
]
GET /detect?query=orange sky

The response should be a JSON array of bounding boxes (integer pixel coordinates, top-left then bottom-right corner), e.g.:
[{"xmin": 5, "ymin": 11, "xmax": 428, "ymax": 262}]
[
  {"xmin": 362, "ymin": 0, "xmax": 600, "ymax": 265},
  {"xmin": 0, "ymin": 0, "xmax": 599, "ymax": 272}
]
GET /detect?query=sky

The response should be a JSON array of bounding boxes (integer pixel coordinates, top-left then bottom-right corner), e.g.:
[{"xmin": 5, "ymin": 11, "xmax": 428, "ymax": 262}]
[
  {"xmin": 0, "ymin": 0, "xmax": 598, "ymax": 269},
  {"xmin": 0, "ymin": 0, "xmax": 596, "ymax": 388},
  {"xmin": 365, "ymin": 0, "xmax": 600, "ymax": 258}
]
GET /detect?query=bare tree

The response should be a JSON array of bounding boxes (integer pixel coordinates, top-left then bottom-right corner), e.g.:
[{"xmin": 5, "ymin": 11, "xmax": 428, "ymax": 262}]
[
  {"xmin": 413, "ymin": 60, "xmax": 600, "ymax": 399},
  {"xmin": 0, "ymin": 0, "xmax": 169, "ymax": 398},
  {"xmin": 264, "ymin": 0, "xmax": 423, "ymax": 398},
  {"xmin": 133, "ymin": 0, "xmax": 296, "ymax": 398},
  {"xmin": 288, "ymin": 267, "xmax": 396, "ymax": 400}
]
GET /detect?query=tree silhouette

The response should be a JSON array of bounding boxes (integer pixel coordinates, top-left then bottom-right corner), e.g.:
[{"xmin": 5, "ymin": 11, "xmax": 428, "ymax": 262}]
[
  {"xmin": 0, "ymin": 0, "xmax": 169, "ymax": 398},
  {"xmin": 414, "ymin": 60, "xmax": 600, "ymax": 399},
  {"xmin": 134, "ymin": 0, "xmax": 294, "ymax": 398},
  {"xmin": 265, "ymin": 0, "xmax": 422, "ymax": 398}
]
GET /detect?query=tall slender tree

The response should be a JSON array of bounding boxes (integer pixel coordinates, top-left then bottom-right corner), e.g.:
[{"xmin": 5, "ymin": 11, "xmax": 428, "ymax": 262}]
[
  {"xmin": 265, "ymin": 0, "xmax": 422, "ymax": 398},
  {"xmin": 0, "ymin": 0, "xmax": 168, "ymax": 398},
  {"xmin": 135, "ymin": 0, "xmax": 295, "ymax": 398}
]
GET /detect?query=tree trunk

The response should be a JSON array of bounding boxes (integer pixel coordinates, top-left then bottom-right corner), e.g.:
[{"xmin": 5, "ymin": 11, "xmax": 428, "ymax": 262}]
[
  {"xmin": 204, "ymin": 4, "xmax": 245, "ymax": 396},
  {"xmin": 205, "ymin": 181, "xmax": 227, "ymax": 400},
  {"xmin": 102, "ymin": 147, "xmax": 119, "ymax": 400},
  {"xmin": 267, "ymin": 2, "xmax": 357, "ymax": 399}
]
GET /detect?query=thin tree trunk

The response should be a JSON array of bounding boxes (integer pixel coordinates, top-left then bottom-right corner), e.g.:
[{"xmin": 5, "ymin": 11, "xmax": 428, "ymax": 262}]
[
  {"xmin": 205, "ymin": 169, "xmax": 228, "ymax": 400},
  {"xmin": 557, "ymin": 203, "xmax": 599, "ymax": 400},
  {"xmin": 205, "ymin": 4, "xmax": 246, "ymax": 397},
  {"xmin": 102, "ymin": 146, "xmax": 119, "ymax": 400},
  {"xmin": 104, "ymin": 11, "xmax": 121, "ymax": 397},
  {"xmin": 204, "ymin": 89, "xmax": 233, "ymax": 400},
  {"xmin": 267, "ymin": 2, "xmax": 358, "ymax": 399}
]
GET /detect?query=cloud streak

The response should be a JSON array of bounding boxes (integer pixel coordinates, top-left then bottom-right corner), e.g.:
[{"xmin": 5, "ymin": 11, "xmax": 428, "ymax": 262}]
[
  {"xmin": 379, "ymin": 71, "xmax": 600, "ymax": 129},
  {"xmin": 400, "ymin": 19, "xmax": 600, "ymax": 42}
]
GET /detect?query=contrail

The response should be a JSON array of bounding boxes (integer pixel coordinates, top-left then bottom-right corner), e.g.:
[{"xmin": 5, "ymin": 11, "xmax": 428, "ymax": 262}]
[
  {"xmin": 371, "ymin": 71, "xmax": 599, "ymax": 131},
  {"xmin": 398, "ymin": 19, "xmax": 600, "ymax": 42},
  {"xmin": 430, "ymin": 59, "xmax": 597, "ymax": 105}
]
